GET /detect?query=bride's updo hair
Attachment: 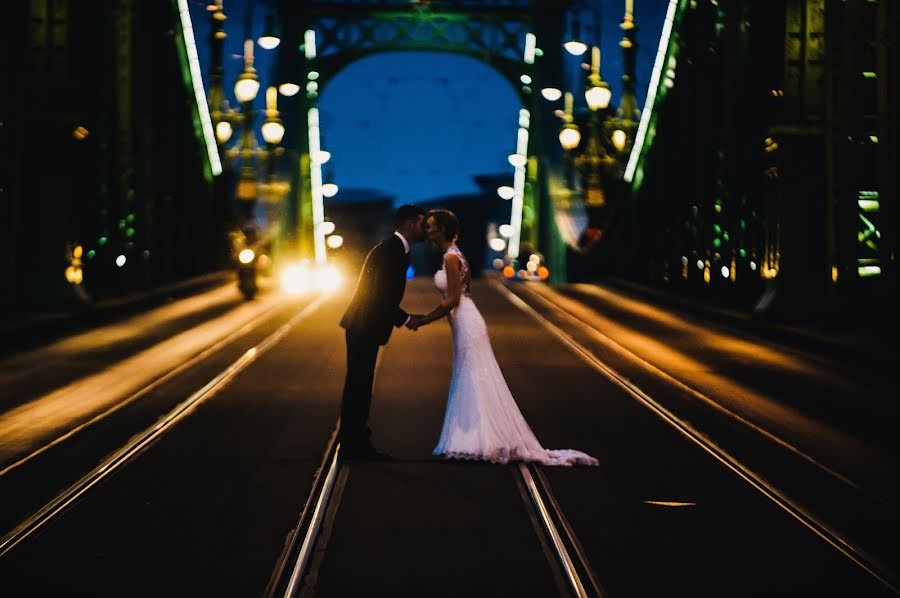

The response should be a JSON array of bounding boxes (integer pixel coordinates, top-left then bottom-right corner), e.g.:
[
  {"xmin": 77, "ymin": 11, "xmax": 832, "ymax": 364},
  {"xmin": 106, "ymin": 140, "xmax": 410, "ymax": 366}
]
[{"xmin": 428, "ymin": 209, "xmax": 459, "ymax": 242}]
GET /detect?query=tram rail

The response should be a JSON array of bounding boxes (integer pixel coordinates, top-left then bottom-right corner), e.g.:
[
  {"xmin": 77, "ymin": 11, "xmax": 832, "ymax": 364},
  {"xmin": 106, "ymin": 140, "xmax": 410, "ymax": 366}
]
[
  {"xmin": 0, "ymin": 298, "xmax": 325, "ymax": 558},
  {"xmin": 493, "ymin": 279, "xmax": 899, "ymax": 595}
]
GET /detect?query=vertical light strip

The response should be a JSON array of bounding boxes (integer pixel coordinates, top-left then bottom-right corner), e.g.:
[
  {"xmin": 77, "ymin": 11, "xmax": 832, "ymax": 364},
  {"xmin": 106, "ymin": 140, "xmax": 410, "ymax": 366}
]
[
  {"xmin": 516, "ymin": 127, "xmax": 529, "ymax": 155},
  {"xmin": 509, "ymin": 122, "xmax": 529, "ymax": 260},
  {"xmin": 305, "ymin": 29, "xmax": 317, "ymax": 59},
  {"xmin": 509, "ymin": 160, "xmax": 527, "ymax": 259},
  {"xmin": 507, "ymin": 48, "xmax": 533, "ymax": 260},
  {"xmin": 624, "ymin": 0, "xmax": 680, "ymax": 183},
  {"xmin": 524, "ymin": 33, "xmax": 537, "ymax": 64},
  {"xmin": 176, "ymin": 0, "xmax": 222, "ymax": 176},
  {"xmin": 308, "ymin": 108, "xmax": 326, "ymax": 264}
]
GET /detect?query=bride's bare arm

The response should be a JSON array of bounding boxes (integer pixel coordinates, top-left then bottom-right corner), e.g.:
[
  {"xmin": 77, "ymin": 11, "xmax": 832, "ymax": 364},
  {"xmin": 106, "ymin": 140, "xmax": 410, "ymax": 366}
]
[{"xmin": 420, "ymin": 253, "xmax": 462, "ymax": 327}]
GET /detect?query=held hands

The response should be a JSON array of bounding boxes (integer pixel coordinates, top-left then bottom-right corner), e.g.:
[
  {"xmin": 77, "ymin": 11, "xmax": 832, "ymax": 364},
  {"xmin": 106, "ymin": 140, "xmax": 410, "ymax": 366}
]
[{"xmin": 406, "ymin": 314, "xmax": 426, "ymax": 331}]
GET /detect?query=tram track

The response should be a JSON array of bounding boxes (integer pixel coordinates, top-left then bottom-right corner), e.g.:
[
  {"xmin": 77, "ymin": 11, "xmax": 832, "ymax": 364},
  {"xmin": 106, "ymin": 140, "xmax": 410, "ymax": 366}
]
[
  {"xmin": 517, "ymin": 462, "xmax": 608, "ymax": 598},
  {"xmin": 0, "ymin": 300, "xmax": 283, "ymax": 479},
  {"xmin": 265, "ymin": 353, "xmax": 606, "ymax": 598},
  {"xmin": 0, "ymin": 297, "xmax": 326, "ymax": 558},
  {"xmin": 492, "ymin": 279, "xmax": 899, "ymax": 595},
  {"xmin": 264, "ymin": 433, "xmax": 607, "ymax": 598}
]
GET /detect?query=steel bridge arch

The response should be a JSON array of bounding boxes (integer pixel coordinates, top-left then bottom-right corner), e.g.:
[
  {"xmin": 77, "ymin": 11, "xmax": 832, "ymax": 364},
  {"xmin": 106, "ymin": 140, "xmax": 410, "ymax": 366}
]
[{"xmin": 276, "ymin": 0, "xmax": 570, "ymax": 277}]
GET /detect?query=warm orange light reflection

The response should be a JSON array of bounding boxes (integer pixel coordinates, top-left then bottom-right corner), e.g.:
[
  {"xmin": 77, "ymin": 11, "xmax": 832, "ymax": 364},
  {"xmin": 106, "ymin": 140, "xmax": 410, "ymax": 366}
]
[
  {"xmin": 502, "ymin": 265, "xmax": 515, "ymax": 278},
  {"xmin": 537, "ymin": 266, "xmax": 550, "ymax": 280}
]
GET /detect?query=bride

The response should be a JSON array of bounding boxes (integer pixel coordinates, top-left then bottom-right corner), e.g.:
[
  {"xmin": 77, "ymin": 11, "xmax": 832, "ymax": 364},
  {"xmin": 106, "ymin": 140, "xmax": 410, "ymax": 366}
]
[{"xmin": 407, "ymin": 209, "xmax": 598, "ymax": 467}]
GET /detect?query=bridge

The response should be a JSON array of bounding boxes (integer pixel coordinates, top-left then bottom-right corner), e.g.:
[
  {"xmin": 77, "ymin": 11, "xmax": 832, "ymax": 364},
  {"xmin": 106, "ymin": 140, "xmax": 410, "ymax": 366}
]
[{"xmin": 1, "ymin": 1, "xmax": 898, "ymax": 596}]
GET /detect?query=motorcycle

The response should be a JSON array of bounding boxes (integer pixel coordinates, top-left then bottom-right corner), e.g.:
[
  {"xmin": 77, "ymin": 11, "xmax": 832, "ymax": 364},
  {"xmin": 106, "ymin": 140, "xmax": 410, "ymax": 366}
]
[{"xmin": 236, "ymin": 247, "xmax": 258, "ymax": 300}]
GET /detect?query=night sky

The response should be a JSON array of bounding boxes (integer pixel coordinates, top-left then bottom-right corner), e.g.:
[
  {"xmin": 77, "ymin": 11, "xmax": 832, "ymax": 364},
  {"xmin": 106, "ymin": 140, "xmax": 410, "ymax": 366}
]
[{"xmin": 189, "ymin": 0, "xmax": 669, "ymax": 205}]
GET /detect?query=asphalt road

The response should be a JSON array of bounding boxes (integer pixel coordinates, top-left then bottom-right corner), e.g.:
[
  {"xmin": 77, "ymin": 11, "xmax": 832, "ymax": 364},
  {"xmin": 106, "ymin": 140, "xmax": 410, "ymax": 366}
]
[{"xmin": 0, "ymin": 278, "xmax": 895, "ymax": 597}]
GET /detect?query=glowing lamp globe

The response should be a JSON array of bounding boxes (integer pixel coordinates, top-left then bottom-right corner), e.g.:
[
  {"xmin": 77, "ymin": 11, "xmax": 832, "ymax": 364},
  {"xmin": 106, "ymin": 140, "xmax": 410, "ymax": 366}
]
[
  {"xmin": 541, "ymin": 88, "xmax": 563, "ymax": 101},
  {"xmin": 585, "ymin": 84, "xmax": 612, "ymax": 111},
  {"xmin": 216, "ymin": 121, "xmax": 233, "ymax": 144},
  {"xmin": 279, "ymin": 83, "xmax": 300, "ymax": 97},
  {"xmin": 235, "ymin": 73, "xmax": 260, "ymax": 103},
  {"xmin": 258, "ymin": 35, "xmax": 280, "ymax": 50},
  {"xmin": 564, "ymin": 40, "xmax": 588, "ymax": 56},
  {"xmin": 261, "ymin": 119, "xmax": 285, "ymax": 144},
  {"xmin": 497, "ymin": 186, "xmax": 515, "ymax": 200},
  {"xmin": 559, "ymin": 124, "xmax": 581, "ymax": 150}
]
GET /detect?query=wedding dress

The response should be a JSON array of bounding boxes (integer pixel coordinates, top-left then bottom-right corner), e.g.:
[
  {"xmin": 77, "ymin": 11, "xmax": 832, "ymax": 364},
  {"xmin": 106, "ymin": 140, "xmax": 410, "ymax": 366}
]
[{"xmin": 432, "ymin": 245, "xmax": 598, "ymax": 467}]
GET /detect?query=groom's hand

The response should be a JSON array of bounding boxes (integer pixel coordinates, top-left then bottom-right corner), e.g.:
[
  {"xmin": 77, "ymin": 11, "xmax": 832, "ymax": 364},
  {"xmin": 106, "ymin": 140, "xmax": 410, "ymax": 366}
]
[{"xmin": 406, "ymin": 314, "xmax": 425, "ymax": 331}]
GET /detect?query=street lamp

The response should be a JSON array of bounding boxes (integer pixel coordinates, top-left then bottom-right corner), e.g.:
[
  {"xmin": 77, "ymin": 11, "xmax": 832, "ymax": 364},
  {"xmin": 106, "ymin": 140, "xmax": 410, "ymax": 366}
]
[
  {"xmin": 611, "ymin": 129, "xmax": 627, "ymax": 152},
  {"xmin": 564, "ymin": 13, "xmax": 588, "ymax": 56},
  {"xmin": 559, "ymin": 124, "xmax": 581, "ymax": 151},
  {"xmin": 261, "ymin": 86, "xmax": 285, "ymax": 145},
  {"xmin": 205, "ymin": 3, "xmax": 288, "ymax": 299},
  {"xmin": 216, "ymin": 119, "xmax": 233, "ymax": 144},
  {"xmin": 257, "ymin": 14, "xmax": 281, "ymax": 50},
  {"xmin": 556, "ymin": 49, "xmax": 616, "ymax": 209},
  {"xmin": 564, "ymin": 40, "xmax": 588, "ymax": 56},
  {"xmin": 278, "ymin": 82, "xmax": 300, "ymax": 97},
  {"xmin": 558, "ymin": 92, "xmax": 581, "ymax": 151},
  {"xmin": 234, "ymin": 40, "xmax": 260, "ymax": 103},
  {"xmin": 585, "ymin": 47, "xmax": 612, "ymax": 111},
  {"xmin": 541, "ymin": 87, "xmax": 563, "ymax": 101}
]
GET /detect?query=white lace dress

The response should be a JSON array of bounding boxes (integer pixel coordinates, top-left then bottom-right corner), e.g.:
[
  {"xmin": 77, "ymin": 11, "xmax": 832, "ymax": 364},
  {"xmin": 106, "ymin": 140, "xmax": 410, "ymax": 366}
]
[{"xmin": 432, "ymin": 246, "xmax": 598, "ymax": 467}]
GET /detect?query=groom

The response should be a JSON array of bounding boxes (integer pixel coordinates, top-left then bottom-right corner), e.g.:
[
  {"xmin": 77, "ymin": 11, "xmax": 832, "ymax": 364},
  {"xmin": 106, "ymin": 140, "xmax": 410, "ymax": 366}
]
[{"xmin": 338, "ymin": 204, "xmax": 427, "ymax": 460}]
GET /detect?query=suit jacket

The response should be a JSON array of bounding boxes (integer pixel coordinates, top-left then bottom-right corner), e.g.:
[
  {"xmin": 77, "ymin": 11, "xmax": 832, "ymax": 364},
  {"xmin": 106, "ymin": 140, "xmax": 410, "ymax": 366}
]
[{"xmin": 340, "ymin": 234, "xmax": 410, "ymax": 345}]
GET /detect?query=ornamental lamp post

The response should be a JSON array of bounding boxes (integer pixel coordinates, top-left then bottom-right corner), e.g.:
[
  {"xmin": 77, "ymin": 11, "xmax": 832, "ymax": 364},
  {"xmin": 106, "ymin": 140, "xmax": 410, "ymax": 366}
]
[
  {"xmin": 261, "ymin": 86, "xmax": 285, "ymax": 145},
  {"xmin": 205, "ymin": 3, "xmax": 288, "ymax": 298},
  {"xmin": 574, "ymin": 47, "xmax": 615, "ymax": 208},
  {"xmin": 584, "ymin": 47, "xmax": 612, "ymax": 111},
  {"xmin": 558, "ymin": 92, "xmax": 581, "ymax": 151},
  {"xmin": 257, "ymin": 13, "xmax": 281, "ymax": 50},
  {"xmin": 234, "ymin": 39, "xmax": 260, "ymax": 228}
]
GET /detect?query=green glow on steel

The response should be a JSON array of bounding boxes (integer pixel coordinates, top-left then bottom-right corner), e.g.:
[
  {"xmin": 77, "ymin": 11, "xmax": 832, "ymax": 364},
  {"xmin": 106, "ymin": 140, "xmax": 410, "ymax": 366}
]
[
  {"xmin": 524, "ymin": 33, "xmax": 536, "ymax": 64},
  {"xmin": 176, "ymin": 0, "xmax": 222, "ymax": 176},
  {"xmin": 858, "ymin": 199, "xmax": 880, "ymax": 212},
  {"xmin": 858, "ymin": 212, "xmax": 877, "ymax": 234},
  {"xmin": 305, "ymin": 30, "xmax": 317, "ymax": 60},
  {"xmin": 308, "ymin": 108, "xmax": 326, "ymax": 264},
  {"xmin": 858, "ymin": 265, "xmax": 881, "ymax": 277},
  {"xmin": 625, "ymin": 0, "xmax": 682, "ymax": 184},
  {"xmin": 862, "ymin": 71, "xmax": 876, "ymax": 79}
]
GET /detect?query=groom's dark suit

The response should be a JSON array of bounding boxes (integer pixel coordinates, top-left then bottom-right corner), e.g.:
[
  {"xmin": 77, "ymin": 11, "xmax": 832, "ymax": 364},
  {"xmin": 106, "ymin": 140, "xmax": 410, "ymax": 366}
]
[{"xmin": 339, "ymin": 233, "xmax": 410, "ymax": 452}]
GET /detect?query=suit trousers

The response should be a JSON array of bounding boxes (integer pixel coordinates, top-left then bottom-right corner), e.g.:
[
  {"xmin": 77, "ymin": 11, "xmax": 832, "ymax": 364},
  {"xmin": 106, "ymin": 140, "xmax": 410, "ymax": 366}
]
[{"xmin": 340, "ymin": 331, "xmax": 381, "ymax": 449}]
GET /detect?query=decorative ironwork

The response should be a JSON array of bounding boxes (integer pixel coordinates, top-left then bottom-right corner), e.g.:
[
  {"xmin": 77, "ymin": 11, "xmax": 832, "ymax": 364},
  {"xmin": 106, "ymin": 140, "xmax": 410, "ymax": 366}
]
[{"xmin": 304, "ymin": 1, "xmax": 538, "ymax": 95}]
